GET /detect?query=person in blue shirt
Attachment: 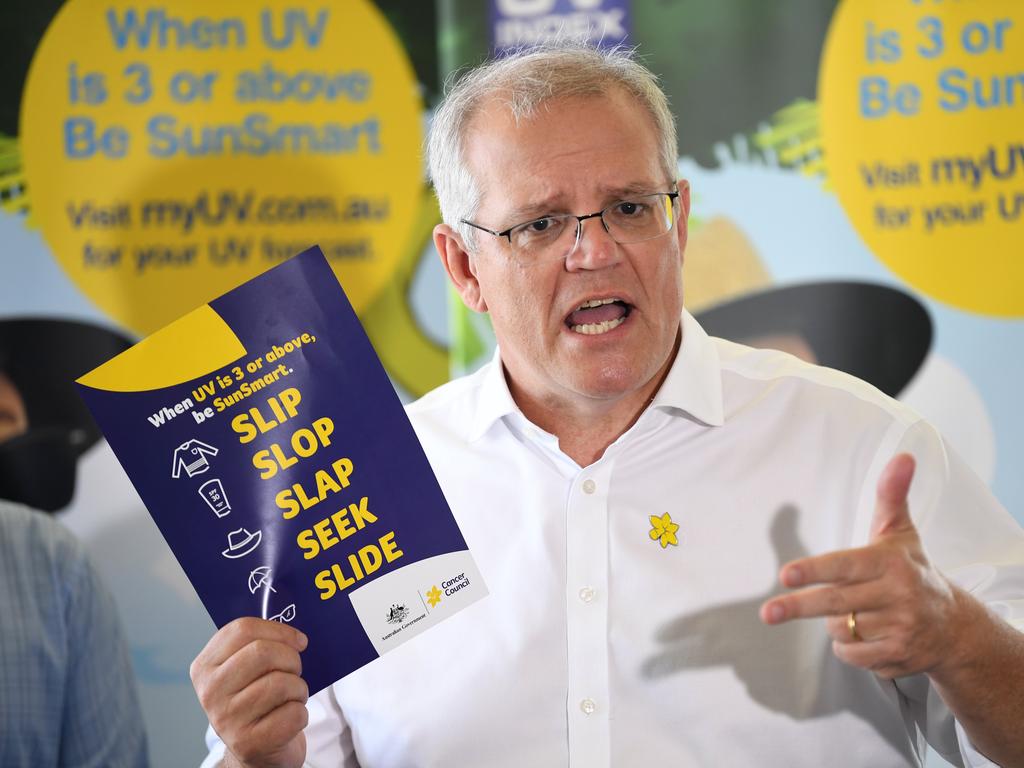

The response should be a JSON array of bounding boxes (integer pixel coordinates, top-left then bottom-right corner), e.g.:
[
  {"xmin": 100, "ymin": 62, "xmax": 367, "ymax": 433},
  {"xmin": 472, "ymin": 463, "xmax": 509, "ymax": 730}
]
[{"xmin": 0, "ymin": 320, "xmax": 147, "ymax": 766}]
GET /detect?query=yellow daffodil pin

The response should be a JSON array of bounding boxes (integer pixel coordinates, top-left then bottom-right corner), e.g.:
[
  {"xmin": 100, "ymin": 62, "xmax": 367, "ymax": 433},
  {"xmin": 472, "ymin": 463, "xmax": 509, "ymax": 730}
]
[{"xmin": 649, "ymin": 513, "xmax": 680, "ymax": 548}]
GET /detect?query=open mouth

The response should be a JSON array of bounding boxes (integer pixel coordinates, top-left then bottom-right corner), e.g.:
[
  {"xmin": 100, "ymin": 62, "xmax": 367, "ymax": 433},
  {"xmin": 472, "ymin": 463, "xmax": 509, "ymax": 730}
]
[{"xmin": 565, "ymin": 297, "xmax": 632, "ymax": 335}]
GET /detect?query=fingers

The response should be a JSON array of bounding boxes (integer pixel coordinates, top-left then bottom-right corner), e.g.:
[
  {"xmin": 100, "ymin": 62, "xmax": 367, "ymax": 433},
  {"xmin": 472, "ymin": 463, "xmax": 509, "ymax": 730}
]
[
  {"xmin": 190, "ymin": 617, "xmax": 311, "ymax": 766},
  {"xmin": 241, "ymin": 701, "xmax": 310, "ymax": 756},
  {"xmin": 191, "ymin": 617, "xmax": 307, "ymax": 704},
  {"xmin": 760, "ymin": 580, "xmax": 884, "ymax": 625},
  {"xmin": 870, "ymin": 452, "xmax": 916, "ymax": 540},
  {"xmin": 195, "ymin": 616, "xmax": 307, "ymax": 671},
  {"xmin": 759, "ymin": 453, "xmax": 958, "ymax": 682},
  {"xmin": 830, "ymin": 636, "xmax": 913, "ymax": 680},
  {"xmin": 824, "ymin": 609, "xmax": 888, "ymax": 645},
  {"xmin": 774, "ymin": 453, "xmax": 920, "ymax": 592},
  {"xmin": 778, "ymin": 545, "xmax": 892, "ymax": 590},
  {"xmin": 211, "ymin": 636, "xmax": 305, "ymax": 698},
  {"xmin": 229, "ymin": 670, "xmax": 310, "ymax": 726}
]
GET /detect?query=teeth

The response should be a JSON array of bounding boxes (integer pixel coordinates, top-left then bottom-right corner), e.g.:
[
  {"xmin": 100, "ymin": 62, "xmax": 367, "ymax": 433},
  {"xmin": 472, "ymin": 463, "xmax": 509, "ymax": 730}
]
[
  {"xmin": 571, "ymin": 316, "xmax": 626, "ymax": 335},
  {"xmin": 575, "ymin": 297, "xmax": 620, "ymax": 311}
]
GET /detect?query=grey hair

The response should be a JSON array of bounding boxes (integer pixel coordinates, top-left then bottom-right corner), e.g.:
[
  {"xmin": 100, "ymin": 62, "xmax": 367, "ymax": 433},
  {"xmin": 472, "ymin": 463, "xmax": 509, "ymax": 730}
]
[{"xmin": 426, "ymin": 40, "xmax": 678, "ymax": 249}]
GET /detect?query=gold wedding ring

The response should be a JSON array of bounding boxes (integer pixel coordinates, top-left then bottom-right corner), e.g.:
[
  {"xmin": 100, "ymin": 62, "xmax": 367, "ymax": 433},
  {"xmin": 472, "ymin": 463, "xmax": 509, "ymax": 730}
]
[{"xmin": 847, "ymin": 611, "xmax": 862, "ymax": 642}]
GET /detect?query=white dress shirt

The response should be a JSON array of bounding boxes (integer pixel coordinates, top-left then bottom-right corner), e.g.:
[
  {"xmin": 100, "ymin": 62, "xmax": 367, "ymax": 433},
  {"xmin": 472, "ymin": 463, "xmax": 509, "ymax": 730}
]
[{"xmin": 204, "ymin": 311, "xmax": 1024, "ymax": 767}]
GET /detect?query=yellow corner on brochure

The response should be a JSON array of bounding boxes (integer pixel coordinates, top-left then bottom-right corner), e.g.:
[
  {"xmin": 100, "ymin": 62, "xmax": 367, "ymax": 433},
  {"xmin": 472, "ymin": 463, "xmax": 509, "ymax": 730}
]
[{"xmin": 78, "ymin": 304, "xmax": 245, "ymax": 392}]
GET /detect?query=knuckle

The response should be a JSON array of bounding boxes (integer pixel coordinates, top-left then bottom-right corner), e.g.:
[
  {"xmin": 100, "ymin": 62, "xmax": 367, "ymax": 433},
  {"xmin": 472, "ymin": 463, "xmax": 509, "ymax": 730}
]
[
  {"xmin": 884, "ymin": 549, "xmax": 912, "ymax": 578},
  {"xmin": 834, "ymin": 553, "xmax": 853, "ymax": 578},
  {"xmin": 824, "ymin": 587, "xmax": 848, "ymax": 615},
  {"xmin": 895, "ymin": 644, "xmax": 914, "ymax": 669},
  {"xmin": 878, "ymin": 640, "xmax": 911, "ymax": 671},
  {"xmin": 895, "ymin": 610, "xmax": 917, "ymax": 635},
  {"xmin": 247, "ymin": 638, "xmax": 278, "ymax": 668},
  {"xmin": 875, "ymin": 665, "xmax": 898, "ymax": 680},
  {"xmin": 228, "ymin": 616, "xmax": 263, "ymax": 641},
  {"xmin": 255, "ymin": 670, "xmax": 277, "ymax": 700},
  {"xmin": 283, "ymin": 699, "xmax": 310, "ymax": 732},
  {"xmin": 890, "ymin": 578, "xmax": 912, "ymax": 602},
  {"xmin": 194, "ymin": 683, "xmax": 210, "ymax": 711},
  {"xmin": 223, "ymin": 619, "xmax": 247, "ymax": 646},
  {"xmin": 255, "ymin": 701, "xmax": 307, "ymax": 748},
  {"xmin": 232, "ymin": 736, "xmax": 260, "ymax": 765},
  {"xmin": 831, "ymin": 639, "xmax": 851, "ymax": 663},
  {"xmin": 250, "ymin": 669, "xmax": 300, "ymax": 709},
  {"xmin": 292, "ymin": 676, "xmax": 310, "ymax": 704}
]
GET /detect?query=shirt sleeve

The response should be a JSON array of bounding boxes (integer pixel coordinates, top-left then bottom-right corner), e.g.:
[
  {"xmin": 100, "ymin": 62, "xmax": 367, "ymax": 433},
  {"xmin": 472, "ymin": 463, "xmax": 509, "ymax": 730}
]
[
  {"xmin": 882, "ymin": 419, "xmax": 1024, "ymax": 767},
  {"xmin": 57, "ymin": 525, "xmax": 149, "ymax": 768},
  {"xmin": 200, "ymin": 683, "xmax": 360, "ymax": 768}
]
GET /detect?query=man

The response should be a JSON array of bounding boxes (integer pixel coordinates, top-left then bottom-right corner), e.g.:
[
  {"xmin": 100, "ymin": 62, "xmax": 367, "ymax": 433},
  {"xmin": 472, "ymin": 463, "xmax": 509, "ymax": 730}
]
[
  {"xmin": 193, "ymin": 43, "xmax": 1024, "ymax": 767},
  {"xmin": 0, "ymin": 362, "xmax": 148, "ymax": 766}
]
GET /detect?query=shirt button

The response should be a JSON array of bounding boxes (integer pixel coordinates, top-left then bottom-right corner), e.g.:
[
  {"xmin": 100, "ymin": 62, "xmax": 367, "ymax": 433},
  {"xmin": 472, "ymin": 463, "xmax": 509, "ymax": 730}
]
[
  {"xmin": 580, "ymin": 698, "xmax": 597, "ymax": 715},
  {"xmin": 578, "ymin": 586, "xmax": 596, "ymax": 603},
  {"xmin": 582, "ymin": 478, "xmax": 596, "ymax": 494}
]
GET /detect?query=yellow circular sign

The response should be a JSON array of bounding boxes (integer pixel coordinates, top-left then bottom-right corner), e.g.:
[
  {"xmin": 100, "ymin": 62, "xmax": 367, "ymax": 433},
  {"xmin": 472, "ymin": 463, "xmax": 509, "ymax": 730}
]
[
  {"xmin": 21, "ymin": 0, "xmax": 423, "ymax": 333},
  {"xmin": 820, "ymin": 0, "xmax": 1024, "ymax": 316}
]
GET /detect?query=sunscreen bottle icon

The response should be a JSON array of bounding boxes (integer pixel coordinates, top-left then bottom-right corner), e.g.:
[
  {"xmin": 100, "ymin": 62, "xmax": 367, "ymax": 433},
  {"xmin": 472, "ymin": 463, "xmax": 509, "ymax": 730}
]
[{"xmin": 199, "ymin": 478, "xmax": 231, "ymax": 518}]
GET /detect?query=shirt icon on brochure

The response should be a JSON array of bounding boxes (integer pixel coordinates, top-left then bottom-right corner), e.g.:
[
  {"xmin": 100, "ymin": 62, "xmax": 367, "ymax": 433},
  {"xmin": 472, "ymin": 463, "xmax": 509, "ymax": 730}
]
[
  {"xmin": 171, "ymin": 439, "xmax": 219, "ymax": 479},
  {"xmin": 222, "ymin": 528, "xmax": 262, "ymax": 559}
]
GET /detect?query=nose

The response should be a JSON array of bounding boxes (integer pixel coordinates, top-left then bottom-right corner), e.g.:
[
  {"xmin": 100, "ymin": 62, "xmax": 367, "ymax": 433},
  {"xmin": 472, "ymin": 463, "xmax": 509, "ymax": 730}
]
[{"xmin": 564, "ymin": 214, "xmax": 620, "ymax": 271}]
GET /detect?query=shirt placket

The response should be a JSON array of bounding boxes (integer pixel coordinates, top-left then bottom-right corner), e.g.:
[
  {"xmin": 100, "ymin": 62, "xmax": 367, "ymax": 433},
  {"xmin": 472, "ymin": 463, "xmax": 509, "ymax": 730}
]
[{"xmin": 565, "ymin": 459, "xmax": 612, "ymax": 768}]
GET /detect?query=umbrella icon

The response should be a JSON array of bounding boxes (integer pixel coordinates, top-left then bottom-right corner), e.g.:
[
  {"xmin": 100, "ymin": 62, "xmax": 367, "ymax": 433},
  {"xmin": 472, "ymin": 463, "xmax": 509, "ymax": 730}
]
[{"xmin": 248, "ymin": 567, "xmax": 277, "ymax": 595}]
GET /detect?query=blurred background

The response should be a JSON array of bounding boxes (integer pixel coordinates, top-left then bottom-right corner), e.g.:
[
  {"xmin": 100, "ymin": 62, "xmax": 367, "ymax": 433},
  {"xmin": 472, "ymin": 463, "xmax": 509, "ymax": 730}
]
[{"xmin": 1, "ymin": 1, "xmax": 1020, "ymax": 765}]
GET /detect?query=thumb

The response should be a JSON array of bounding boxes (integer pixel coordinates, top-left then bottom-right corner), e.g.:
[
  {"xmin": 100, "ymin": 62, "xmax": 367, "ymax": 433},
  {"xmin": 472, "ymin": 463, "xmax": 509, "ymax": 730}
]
[{"xmin": 870, "ymin": 453, "xmax": 917, "ymax": 541}]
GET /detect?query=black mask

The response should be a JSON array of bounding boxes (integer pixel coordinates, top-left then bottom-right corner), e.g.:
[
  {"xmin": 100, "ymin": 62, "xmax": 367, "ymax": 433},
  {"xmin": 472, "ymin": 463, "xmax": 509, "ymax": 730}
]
[{"xmin": 0, "ymin": 429, "xmax": 79, "ymax": 512}]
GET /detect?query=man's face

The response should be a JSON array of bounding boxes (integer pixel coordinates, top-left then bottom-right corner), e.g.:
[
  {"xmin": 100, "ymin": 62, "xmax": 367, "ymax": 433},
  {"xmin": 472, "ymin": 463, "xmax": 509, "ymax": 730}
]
[
  {"xmin": 456, "ymin": 88, "xmax": 689, "ymax": 408},
  {"xmin": 0, "ymin": 371, "xmax": 28, "ymax": 443}
]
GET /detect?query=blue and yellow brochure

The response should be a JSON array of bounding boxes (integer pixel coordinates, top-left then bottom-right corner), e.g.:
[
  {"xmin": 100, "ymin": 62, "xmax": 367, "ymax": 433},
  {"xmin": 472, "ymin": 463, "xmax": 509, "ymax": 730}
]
[{"xmin": 77, "ymin": 246, "xmax": 487, "ymax": 695}]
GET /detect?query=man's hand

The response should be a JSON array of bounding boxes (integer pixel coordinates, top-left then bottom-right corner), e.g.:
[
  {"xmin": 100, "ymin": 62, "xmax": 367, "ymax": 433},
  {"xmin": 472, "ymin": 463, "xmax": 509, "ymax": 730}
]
[
  {"xmin": 190, "ymin": 617, "xmax": 310, "ymax": 768},
  {"xmin": 760, "ymin": 453, "xmax": 964, "ymax": 679}
]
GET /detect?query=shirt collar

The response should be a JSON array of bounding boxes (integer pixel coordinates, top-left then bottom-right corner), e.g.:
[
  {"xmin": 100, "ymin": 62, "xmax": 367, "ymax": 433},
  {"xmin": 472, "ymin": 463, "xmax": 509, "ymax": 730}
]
[
  {"xmin": 648, "ymin": 309, "xmax": 725, "ymax": 427},
  {"xmin": 466, "ymin": 346, "xmax": 519, "ymax": 442},
  {"xmin": 466, "ymin": 309, "xmax": 724, "ymax": 442}
]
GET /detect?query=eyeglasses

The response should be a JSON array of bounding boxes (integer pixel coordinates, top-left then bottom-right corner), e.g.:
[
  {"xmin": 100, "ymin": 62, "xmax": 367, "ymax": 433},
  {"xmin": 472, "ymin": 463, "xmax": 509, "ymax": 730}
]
[{"xmin": 461, "ymin": 191, "xmax": 680, "ymax": 263}]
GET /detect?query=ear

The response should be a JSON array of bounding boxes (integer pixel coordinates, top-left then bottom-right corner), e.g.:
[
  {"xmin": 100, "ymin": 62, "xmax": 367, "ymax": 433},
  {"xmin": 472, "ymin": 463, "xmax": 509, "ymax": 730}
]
[
  {"xmin": 434, "ymin": 223, "xmax": 488, "ymax": 313},
  {"xmin": 675, "ymin": 179, "xmax": 692, "ymax": 263}
]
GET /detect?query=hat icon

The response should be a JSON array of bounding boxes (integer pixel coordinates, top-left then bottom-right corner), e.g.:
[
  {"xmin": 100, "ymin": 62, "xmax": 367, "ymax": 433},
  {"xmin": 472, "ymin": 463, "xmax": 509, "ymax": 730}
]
[{"xmin": 222, "ymin": 528, "xmax": 262, "ymax": 559}]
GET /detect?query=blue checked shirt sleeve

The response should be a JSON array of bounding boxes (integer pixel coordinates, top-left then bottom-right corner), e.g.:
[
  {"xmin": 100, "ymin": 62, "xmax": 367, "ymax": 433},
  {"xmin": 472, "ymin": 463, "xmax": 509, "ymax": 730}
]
[
  {"xmin": 0, "ymin": 502, "xmax": 148, "ymax": 767},
  {"xmin": 58, "ymin": 528, "xmax": 149, "ymax": 767}
]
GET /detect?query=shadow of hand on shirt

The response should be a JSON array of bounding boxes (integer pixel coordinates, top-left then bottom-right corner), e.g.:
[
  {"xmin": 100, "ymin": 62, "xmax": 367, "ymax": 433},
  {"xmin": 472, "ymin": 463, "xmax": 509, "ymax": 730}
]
[{"xmin": 641, "ymin": 504, "xmax": 912, "ymax": 758}]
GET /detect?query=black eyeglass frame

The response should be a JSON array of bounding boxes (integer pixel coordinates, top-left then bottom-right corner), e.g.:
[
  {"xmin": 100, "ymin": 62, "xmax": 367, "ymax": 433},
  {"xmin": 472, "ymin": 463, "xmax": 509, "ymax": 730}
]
[{"xmin": 460, "ymin": 190, "xmax": 681, "ymax": 247}]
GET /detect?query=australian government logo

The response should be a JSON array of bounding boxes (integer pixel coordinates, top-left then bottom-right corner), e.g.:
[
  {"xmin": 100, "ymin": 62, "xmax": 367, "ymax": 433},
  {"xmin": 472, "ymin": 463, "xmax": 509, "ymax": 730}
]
[
  {"xmin": 386, "ymin": 603, "xmax": 409, "ymax": 625},
  {"xmin": 381, "ymin": 602, "xmax": 427, "ymax": 642}
]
